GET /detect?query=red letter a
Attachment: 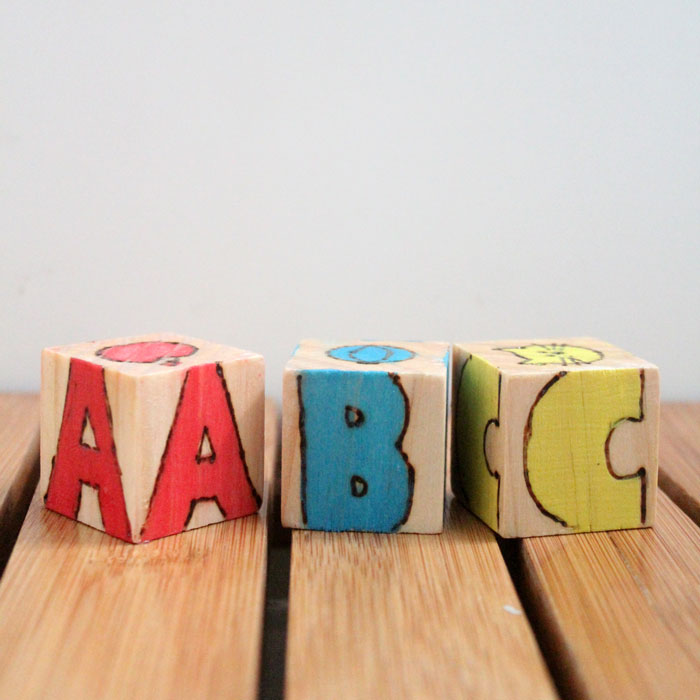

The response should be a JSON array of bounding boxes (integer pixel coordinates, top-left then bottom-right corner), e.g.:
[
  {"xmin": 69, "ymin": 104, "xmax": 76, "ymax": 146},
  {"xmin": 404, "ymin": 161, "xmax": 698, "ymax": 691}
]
[
  {"xmin": 140, "ymin": 363, "xmax": 261, "ymax": 541},
  {"xmin": 45, "ymin": 358, "xmax": 132, "ymax": 542}
]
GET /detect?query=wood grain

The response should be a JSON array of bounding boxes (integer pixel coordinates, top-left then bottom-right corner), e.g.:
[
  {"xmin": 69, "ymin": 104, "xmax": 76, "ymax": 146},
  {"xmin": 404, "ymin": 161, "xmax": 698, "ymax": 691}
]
[
  {"xmin": 659, "ymin": 402, "xmax": 700, "ymax": 525},
  {"xmin": 0, "ymin": 394, "xmax": 39, "ymax": 571},
  {"xmin": 285, "ymin": 495, "xmax": 557, "ymax": 700},
  {"xmin": 519, "ymin": 490, "xmax": 700, "ymax": 700},
  {"xmin": 0, "ymin": 400, "xmax": 278, "ymax": 700}
]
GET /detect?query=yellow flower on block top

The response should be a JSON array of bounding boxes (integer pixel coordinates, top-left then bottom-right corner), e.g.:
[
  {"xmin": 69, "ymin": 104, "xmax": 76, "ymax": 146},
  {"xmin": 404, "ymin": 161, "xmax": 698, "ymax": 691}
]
[{"xmin": 497, "ymin": 343, "xmax": 603, "ymax": 366}]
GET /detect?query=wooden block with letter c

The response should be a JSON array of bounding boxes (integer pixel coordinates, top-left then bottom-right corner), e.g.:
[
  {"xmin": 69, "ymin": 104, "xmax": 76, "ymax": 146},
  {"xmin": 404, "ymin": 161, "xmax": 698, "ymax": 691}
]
[{"xmin": 452, "ymin": 337, "xmax": 659, "ymax": 537}]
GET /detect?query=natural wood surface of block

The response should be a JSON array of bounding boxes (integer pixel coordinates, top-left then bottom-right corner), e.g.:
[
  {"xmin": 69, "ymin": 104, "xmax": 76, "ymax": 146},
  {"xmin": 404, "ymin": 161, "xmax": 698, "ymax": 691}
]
[
  {"xmin": 519, "ymin": 490, "xmax": 700, "ymax": 700},
  {"xmin": 0, "ymin": 394, "xmax": 39, "ymax": 568},
  {"xmin": 0, "ymin": 400, "xmax": 277, "ymax": 700},
  {"xmin": 659, "ymin": 402, "xmax": 700, "ymax": 525},
  {"xmin": 285, "ymin": 495, "xmax": 557, "ymax": 700},
  {"xmin": 41, "ymin": 333, "xmax": 264, "ymax": 542},
  {"xmin": 282, "ymin": 340, "xmax": 449, "ymax": 533},
  {"xmin": 452, "ymin": 338, "xmax": 659, "ymax": 537}
]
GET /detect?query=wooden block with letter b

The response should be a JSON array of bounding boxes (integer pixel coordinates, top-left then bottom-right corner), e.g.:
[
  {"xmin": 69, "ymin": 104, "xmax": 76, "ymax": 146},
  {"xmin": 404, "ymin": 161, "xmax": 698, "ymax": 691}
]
[
  {"xmin": 40, "ymin": 333, "xmax": 264, "ymax": 543},
  {"xmin": 452, "ymin": 338, "xmax": 659, "ymax": 538},
  {"xmin": 282, "ymin": 340, "xmax": 449, "ymax": 533}
]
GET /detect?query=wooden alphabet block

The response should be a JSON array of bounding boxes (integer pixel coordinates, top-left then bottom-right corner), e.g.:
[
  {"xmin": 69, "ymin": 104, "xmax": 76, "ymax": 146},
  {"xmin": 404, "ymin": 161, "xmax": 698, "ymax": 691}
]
[
  {"xmin": 282, "ymin": 340, "xmax": 449, "ymax": 533},
  {"xmin": 40, "ymin": 334, "xmax": 264, "ymax": 542},
  {"xmin": 452, "ymin": 338, "xmax": 659, "ymax": 538}
]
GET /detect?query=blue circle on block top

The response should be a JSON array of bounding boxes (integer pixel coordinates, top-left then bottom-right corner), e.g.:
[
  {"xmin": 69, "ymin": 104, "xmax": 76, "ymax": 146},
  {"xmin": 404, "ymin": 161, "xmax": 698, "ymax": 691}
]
[{"xmin": 327, "ymin": 344, "xmax": 416, "ymax": 364}]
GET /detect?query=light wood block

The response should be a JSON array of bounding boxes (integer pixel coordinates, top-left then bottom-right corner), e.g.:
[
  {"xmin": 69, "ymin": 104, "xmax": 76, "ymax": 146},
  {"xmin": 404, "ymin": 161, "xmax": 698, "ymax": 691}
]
[
  {"xmin": 0, "ymin": 400, "xmax": 278, "ymax": 700},
  {"xmin": 285, "ymin": 494, "xmax": 557, "ymax": 700},
  {"xmin": 519, "ymin": 490, "xmax": 700, "ymax": 699},
  {"xmin": 0, "ymin": 395, "xmax": 39, "ymax": 566},
  {"xmin": 282, "ymin": 340, "xmax": 449, "ymax": 533},
  {"xmin": 452, "ymin": 338, "xmax": 659, "ymax": 537},
  {"xmin": 659, "ymin": 402, "xmax": 700, "ymax": 526},
  {"xmin": 41, "ymin": 333, "xmax": 264, "ymax": 543}
]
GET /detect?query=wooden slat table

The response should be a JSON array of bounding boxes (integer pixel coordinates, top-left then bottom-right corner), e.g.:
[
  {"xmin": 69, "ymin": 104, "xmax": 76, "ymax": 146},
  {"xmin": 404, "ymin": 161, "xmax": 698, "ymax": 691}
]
[
  {"xmin": 0, "ymin": 396, "xmax": 699, "ymax": 699},
  {"xmin": 518, "ymin": 492, "xmax": 700, "ymax": 699},
  {"xmin": 0, "ymin": 398, "xmax": 278, "ymax": 700},
  {"xmin": 285, "ymin": 500, "xmax": 556, "ymax": 700}
]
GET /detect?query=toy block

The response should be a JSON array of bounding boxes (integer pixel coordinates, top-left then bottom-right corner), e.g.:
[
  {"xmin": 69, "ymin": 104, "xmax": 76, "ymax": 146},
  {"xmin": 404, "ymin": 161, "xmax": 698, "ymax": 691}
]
[
  {"xmin": 282, "ymin": 340, "xmax": 449, "ymax": 533},
  {"xmin": 451, "ymin": 338, "xmax": 659, "ymax": 538},
  {"xmin": 40, "ymin": 334, "xmax": 264, "ymax": 543}
]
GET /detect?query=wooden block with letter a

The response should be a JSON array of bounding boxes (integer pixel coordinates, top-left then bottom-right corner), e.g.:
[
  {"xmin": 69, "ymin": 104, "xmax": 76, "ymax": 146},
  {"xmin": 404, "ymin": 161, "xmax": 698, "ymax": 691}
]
[
  {"xmin": 452, "ymin": 338, "xmax": 659, "ymax": 537},
  {"xmin": 40, "ymin": 333, "xmax": 264, "ymax": 543},
  {"xmin": 282, "ymin": 340, "xmax": 449, "ymax": 533}
]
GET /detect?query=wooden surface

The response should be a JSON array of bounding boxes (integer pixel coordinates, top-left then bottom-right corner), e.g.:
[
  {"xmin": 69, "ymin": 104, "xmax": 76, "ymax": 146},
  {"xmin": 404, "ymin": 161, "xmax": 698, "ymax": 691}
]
[
  {"xmin": 0, "ymin": 399, "xmax": 277, "ymax": 700},
  {"xmin": 1, "ymin": 397, "xmax": 699, "ymax": 700},
  {"xmin": 285, "ymin": 496, "xmax": 557, "ymax": 700},
  {"xmin": 0, "ymin": 395, "xmax": 39, "ymax": 568},
  {"xmin": 518, "ymin": 490, "xmax": 700, "ymax": 700},
  {"xmin": 660, "ymin": 402, "xmax": 700, "ymax": 525}
]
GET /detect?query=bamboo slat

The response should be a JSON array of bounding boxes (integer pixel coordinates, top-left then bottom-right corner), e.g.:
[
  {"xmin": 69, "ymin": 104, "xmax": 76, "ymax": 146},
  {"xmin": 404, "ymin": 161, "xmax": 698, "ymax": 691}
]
[
  {"xmin": 519, "ymin": 490, "xmax": 700, "ymax": 700},
  {"xmin": 0, "ymin": 400, "xmax": 278, "ymax": 700},
  {"xmin": 659, "ymin": 402, "xmax": 700, "ymax": 525},
  {"xmin": 0, "ymin": 394, "xmax": 39, "ymax": 570},
  {"xmin": 285, "ymin": 497, "xmax": 557, "ymax": 700}
]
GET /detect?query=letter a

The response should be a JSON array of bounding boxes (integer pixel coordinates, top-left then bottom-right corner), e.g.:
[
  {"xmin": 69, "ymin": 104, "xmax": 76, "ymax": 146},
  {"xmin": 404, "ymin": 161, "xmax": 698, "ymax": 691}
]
[
  {"xmin": 141, "ymin": 363, "xmax": 261, "ymax": 541},
  {"xmin": 45, "ymin": 358, "xmax": 132, "ymax": 541}
]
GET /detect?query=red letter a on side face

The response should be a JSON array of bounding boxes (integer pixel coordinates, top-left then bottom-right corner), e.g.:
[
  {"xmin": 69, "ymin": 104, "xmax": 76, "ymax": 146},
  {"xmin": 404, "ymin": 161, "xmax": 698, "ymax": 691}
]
[
  {"xmin": 45, "ymin": 359, "xmax": 132, "ymax": 542},
  {"xmin": 140, "ymin": 363, "xmax": 261, "ymax": 541}
]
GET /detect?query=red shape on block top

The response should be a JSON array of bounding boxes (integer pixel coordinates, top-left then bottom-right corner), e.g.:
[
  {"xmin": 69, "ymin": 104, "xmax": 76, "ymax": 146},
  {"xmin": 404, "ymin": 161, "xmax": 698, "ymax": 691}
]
[
  {"xmin": 96, "ymin": 341, "xmax": 198, "ymax": 365},
  {"xmin": 45, "ymin": 358, "xmax": 133, "ymax": 542},
  {"xmin": 140, "ymin": 363, "xmax": 261, "ymax": 541}
]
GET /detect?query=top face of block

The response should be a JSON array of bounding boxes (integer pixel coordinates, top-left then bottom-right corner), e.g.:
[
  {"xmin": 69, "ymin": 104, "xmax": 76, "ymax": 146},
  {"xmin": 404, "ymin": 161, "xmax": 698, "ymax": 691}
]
[
  {"xmin": 287, "ymin": 339, "xmax": 449, "ymax": 376},
  {"xmin": 454, "ymin": 338, "xmax": 656, "ymax": 376},
  {"xmin": 44, "ymin": 333, "xmax": 262, "ymax": 376}
]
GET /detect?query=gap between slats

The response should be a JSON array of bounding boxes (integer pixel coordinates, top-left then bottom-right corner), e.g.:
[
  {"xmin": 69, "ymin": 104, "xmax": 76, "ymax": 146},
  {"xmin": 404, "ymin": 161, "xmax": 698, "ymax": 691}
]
[
  {"xmin": 659, "ymin": 403, "xmax": 700, "ymax": 526},
  {"xmin": 0, "ymin": 395, "xmax": 40, "ymax": 578},
  {"xmin": 259, "ymin": 405, "xmax": 290, "ymax": 700}
]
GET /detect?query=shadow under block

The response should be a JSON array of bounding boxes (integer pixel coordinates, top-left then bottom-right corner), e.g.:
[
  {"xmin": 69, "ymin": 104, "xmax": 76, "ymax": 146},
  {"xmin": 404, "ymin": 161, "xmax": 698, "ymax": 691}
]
[
  {"xmin": 40, "ymin": 333, "xmax": 265, "ymax": 543},
  {"xmin": 282, "ymin": 340, "xmax": 449, "ymax": 533},
  {"xmin": 452, "ymin": 338, "xmax": 659, "ymax": 538}
]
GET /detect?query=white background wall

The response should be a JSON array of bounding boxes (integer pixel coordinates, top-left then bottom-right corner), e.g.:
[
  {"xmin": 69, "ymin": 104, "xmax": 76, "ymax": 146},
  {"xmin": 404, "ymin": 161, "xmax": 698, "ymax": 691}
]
[{"xmin": 2, "ymin": 2, "xmax": 698, "ymax": 399}]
